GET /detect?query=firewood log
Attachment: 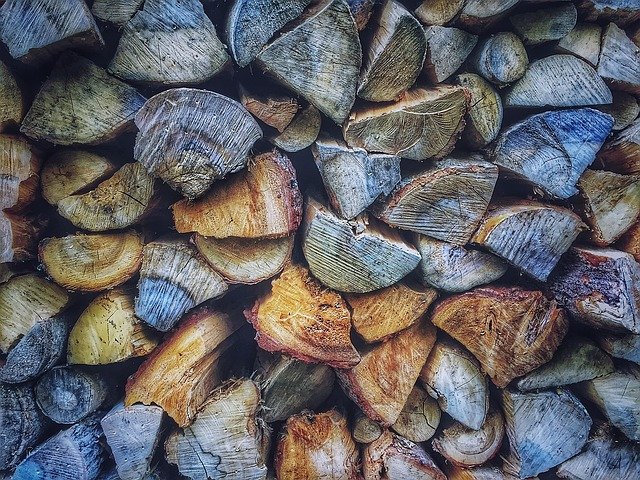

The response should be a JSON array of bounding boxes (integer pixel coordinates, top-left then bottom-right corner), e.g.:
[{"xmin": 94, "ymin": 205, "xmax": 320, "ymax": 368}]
[
  {"xmin": 337, "ymin": 321, "xmax": 437, "ymax": 426},
  {"xmin": 0, "ymin": 60, "xmax": 23, "ymax": 131},
  {"xmin": 556, "ymin": 23, "xmax": 602, "ymax": 67},
  {"xmin": 432, "ymin": 286, "xmax": 569, "ymax": 388},
  {"xmin": 255, "ymin": 0, "xmax": 361, "ymax": 124},
  {"xmin": 126, "ymin": 306, "xmax": 252, "ymax": 427},
  {"xmin": 618, "ymin": 220, "xmax": 640, "ymax": 261},
  {"xmin": 467, "ymin": 32, "xmax": 528, "ymax": 86},
  {"xmin": 21, "ymin": 53, "xmax": 145, "ymax": 145},
  {"xmin": 135, "ymin": 237, "xmax": 228, "ymax": 331},
  {"xmin": 0, "ymin": 0, "xmax": 103, "ymax": 64},
  {"xmin": 445, "ymin": 464, "xmax": 520, "ymax": 480},
  {"xmin": 101, "ymin": 402, "xmax": 164, "ymax": 480},
  {"xmin": 598, "ymin": 22, "xmax": 640, "ymax": 95},
  {"xmin": 599, "ymin": 91, "xmax": 640, "ymax": 131},
  {"xmin": 354, "ymin": 409, "xmax": 384, "ymax": 444},
  {"xmin": 414, "ymin": 235, "xmax": 507, "ymax": 293},
  {"xmin": 420, "ymin": 339, "xmax": 489, "ymax": 430},
  {"xmin": 456, "ymin": 0, "xmax": 519, "ymax": 32},
  {"xmin": 0, "ymin": 273, "xmax": 68, "ymax": 353},
  {"xmin": 414, "ymin": 0, "xmax": 464, "ymax": 26},
  {"xmin": 358, "ymin": 0, "xmax": 426, "ymax": 102},
  {"xmin": 91, "ymin": 0, "xmax": 144, "ymax": 25},
  {"xmin": 548, "ymin": 246, "xmax": 640, "ymax": 333},
  {"xmin": 455, "ymin": 73, "xmax": 503, "ymax": 149},
  {"xmin": 0, "ymin": 134, "xmax": 41, "ymax": 212},
  {"xmin": 343, "ymin": 85, "xmax": 468, "ymax": 160},
  {"xmin": 501, "ymin": 389, "xmax": 591, "ymax": 478},
  {"xmin": 345, "ymin": 282, "xmax": 437, "ymax": 343},
  {"xmin": 597, "ymin": 117, "xmax": 640, "ymax": 174},
  {"xmin": 510, "ymin": 3, "xmax": 577, "ymax": 45},
  {"xmin": 245, "ymin": 263, "xmax": 360, "ymax": 368},
  {"xmin": 0, "ymin": 210, "xmax": 47, "ymax": 263},
  {"xmin": 172, "ymin": 149, "xmax": 302, "ymax": 238},
  {"xmin": 134, "ymin": 88, "xmax": 262, "ymax": 199},
  {"xmin": 269, "ymin": 104, "xmax": 321, "ymax": 152},
  {"xmin": 39, "ymin": 231, "xmax": 144, "ymax": 292},
  {"xmin": 491, "ymin": 108, "xmax": 614, "ymax": 199},
  {"xmin": 390, "ymin": 385, "xmax": 440, "ymax": 443},
  {"xmin": 348, "ymin": 0, "xmax": 379, "ymax": 30},
  {"xmin": 302, "ymin": 195, "xmax": 421, "ymax": 293},
  {"xmin": 373, "ymin": 157, "xmax": 498, "ymax": 245},
  {"xmin": 576, "ymin": 0, "xmax": 640, "ymax": 25},
  {"xmin": 109, "ymin": 0, "xmax": 228, "ymax": 85},
  {"xmin": 598, "ymin": 332, "xmax": 640, "ymax": 364},
  {"xmin": 275, "ymin": 409, "xmax": 358, "ymax": 480},
  {"xmin": 432, "ymin": 408, "xmax": 505, "ymax": 467},
  {"xmin": 239, "ymin": 86, "xmax": 299, "ymax": 133},
  {"xmin": 423, "ymin": 26, "xmax": 477, "ymax": 84},
  {"xmin": 0, "ymin": 383, "xmax": 48, "ymax": 470},
  {"xmin": 255, "ymin": 350, "xmax": 335, "ymax": 422}
]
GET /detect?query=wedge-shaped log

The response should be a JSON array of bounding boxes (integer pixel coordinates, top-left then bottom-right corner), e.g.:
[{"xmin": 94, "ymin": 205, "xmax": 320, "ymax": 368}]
[
  {"xmin": 510, "ymin": 3, "xmax": 577, "ymax": 45},
  {"xmin": 0, "ymin": 210, "xmax": 47, "ymax": 263},
  {"xmin": 599, "ymin": 91, "xmax": 640, "ymax": 131},
  {"xmin": 135, "ymin": 237, "xmax": 228, "ymax": 331},
  {"xmin": 374, "ymin": 157, "xmax": 498, "ymax": 245},
  {"xmin": 456, "ymin": 73, "xmax": 503, "ymax": 149},
  {"xmin": 468, "ymin": 32, "xmax": 528, "ymax": 86},
  {"xmin": 598, "ymin": 23, "xmax": 640, "ymax": 95},
  {"xmin": 618, "ymin": 220, "xmax": 640, "ymax": 262},
  {"xmin": 358, "ymin": 0, "xmax": 425, "ymax": 102},
  {"xmin": 21, "ymin": 53, "xmax": 145, "ymax": 145},
  {"xmin": 239, "ymin": 86, "xmax": 299, "ymax": 133},
  {"xmin": 343, "ymin": 85, "xmax": 468, "ymax": 160},
  {"xmin": 302, "ymin": 196, "xmax": 421, "ymax": 293},
  {"xmin": 391, "ymin": 385, "xmax": 440, "ymax": 443},
  {"xmin": 556, "ymin": 23, "xmax": 602, "ymax": 66},
  {"xmin": 577, "ymin": 0, "xmax": 640, "ymax": 25},
  {"xmin": 424, "ymin": 26, "xmax": 477, "ymax": 84},
  {"xmin": 456, "ymin": 0, "xmax": 520, "ymax": 31},
  {"xmin": 0, "ymin": 135, "xmax": 41, "ymax": 212},
  {"xmin": 414, "ymin": 0, "xmax": 464, "ymax": 26},
  {"xmin": 269, "ymin": 103, "xmax": 321, "ymax": 152},
  {"xmin": 92, "ymin": 0, "xmax": 144, "ymax": 25},
  {"xmin": 597, "ymin": 117, "xmax": 640, "ymax": 174},
  {"xmin": 134, "ymin": 88, "xmax": 261, "ymax": 199},
  {"xmin": 0, "ymin": 60, "xmax": 24, "ymax": 131},
  {"xmin": 173, "ymin": 149, "xmax": 302, "ymax": 238},
  {"xmin": 599, "ymin": 332, "xmax": 640, "ymax": 364},
  {"xmin": 337, "ymin": 322, "xmax": 437, "ymax": 426},
  {"xmin": 245, "ymin": 263, "xmax": 360, "ymax": 368},
  {"xmin": 354, "ymin": 409, "xmax": 384, "ymax": 444},
  {"xmin": 432, "ymin": 286, "xmax": 569, "ymax": 388}
]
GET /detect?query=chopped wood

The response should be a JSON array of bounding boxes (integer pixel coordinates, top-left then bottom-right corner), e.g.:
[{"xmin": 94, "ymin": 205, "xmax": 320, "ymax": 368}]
[
  {"xmin": 391, "ymin": 385, "xmax": 440, "ymax": 443},
  {"xmin": 269, "ymin": 103, "xmax": 321, "ymax": 152},
  {"xmin": 598, "ymin": 91, "xmax": 640, "ymax": 131},
  {"xmin": 576, "ymin": 0, "xmax": 640, "ymax": 25},
  {"xmin": 597, "ymin": 117, "xmax": 640, "ymax": 174},
  {"xmin": 598, "ymin": 332, "xmax": 640, "ymax": 364},
  {"xmin": 510, "ymin": 3, "xmax": 577, "ymax": 45},
  {"xmin": 598, "ymin": 22, "xmax": 640, "ymax": 95},
  {"xmin": 556, "ymin": 22, "xmax": 602, "ymax": 66},
  {"xmin": 468, "ymin": 32, "xmax": 528, "ymax": 86},
  {"xmin": 354, "ymin": 409, "xmax": 384, "ymax": 444},
  {"xmin": 0, "ymin": 59, "xmax": 23, "ymax": 131},
  {"xmin": 456, "ymin": 73, "xmax": 503, "ymax": 149},
  {"xmin": 445, "ymin": 463, "xmax": 520, "ymax": 480},
  {"xmin": 348, "ymin": 0, "xmax": 378, "ymax": 30},
  {"xmin": 617, "ymin": 220, "xmax": 640, "ymax": 261},
  {"xmin": 0, "ymin": 134, "xmax": 41, "ymax": 212},
  {"xmin": 239, "ymin": 86, "xmax": 299, "ymax": 133},
  {"xmin": 423, "ymin": 26, "xmax": 478, "ymax": 84},
  {"xmin": 0, "ymin": 210, "xmax": 47, "ymax": 263},
  {"xmin": 414, "ymin": 0, "xmax": 464, "ymax": 26},
  {"xmin": 91, "ymin": 0, "xmax": 144, "ymax": 25},
  {"xmin": 456, "ymin": 0, "xmax": 520, "ymax": 31}
]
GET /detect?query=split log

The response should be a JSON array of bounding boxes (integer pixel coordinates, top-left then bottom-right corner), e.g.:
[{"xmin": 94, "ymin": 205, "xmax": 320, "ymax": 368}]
[
  {"xmin": 134, "ymin": 88, "xmax": 262, "ymax": 199},
  {"xmin": 598, "ymin": 332, "xmax": 640, "ymax": 364},
  {"xmin": 345, "ymin": 282, "xmax": 437, "ymax": 343},
  {"xmin": 548, "ymin": 246, "xmax": 640, "ymax": 333},
  {"xmin": 491, "ymin": 108, "xmax": 614, "ymax": 199},
  {"xmin": 467, "ymin": 32, "xmax": 528, "ymax": 86},
  {"xmin": 354, "ymin": 410, "xmax": 384, "ymax": 444},
  {"xmin": 337, "ymin": 321, "xmax": 437, "ymax": 426},
  {"xmin": 135, "ymin": 237, "xmax": 228, "ymax": 331},
  {"xmin": 0, "ymin": 59, "xmax": 23, "ymax": 131},
  {"xmin": 0, "ymin": 0, "xmax": 103, "ymax": 64},
  {"xmin": 576, "ymin": 0, "xmax": 640, "ymax": 25},
  {"xmin": 21, "ymin": 53, "xmax": 145, "ymax": 145},
  {"xmin": 423, "ymin": 26, "xmax": 477, "ymax": 84},
  {"xmin": 455, "ymin": 73, "xmax": 503, "ymax": 149},
  {"xmin": 239, "ymin": 86, "xmax": 299, "ymax": 133},
  {"xmin": 391, "ymin": 385, "xmax": 440, "ymax": 443},
  {"xmin": 414, "ymin": 0, "xmax": 464, "ymax": 26},
  {"xmin": 39, "ymin": 230, "xmax": 144, "ymax": 292},
  {"xmin": 245, "ymin": 263, "xmax": 360, "ymax": 368},
  {"xmin": 414, "ymin": 235, "xmax": 507, "ymax": 293},
  {"xmin": 302, "ymin": 195, "xmax": 421, "ymax": 293},
  {"xmin": 348, "ymin": 0, "xmax": 378, "ymax": 30},
  {"xmin": 597, "ymin": 117, "xmax": 640, "ymax": 174},
  {"xmin": 255, "ymin": 0, "xmax": 361, "ymax": 124},
  {"xmin": 0, "ymin": 210, "xmax": 47, "ymax": 263},
  {"xmin": 598, "ymin": 22, "xmax": 640, "ymax": 95},
  {"xmin": 0, "ymin": 134, "xmax": 41, "ymax": 212},
  {"xmin": 91, "ymin": 0, "xmax": 144, "ymax": 25},
  {"xmin": 509, "ymin": 3, "xmax": 577, "ymax": 45},
  {"xmin": 343, "ymin": 85, "xmax": 468, "ymax": 160},
  {"xmin": 456, "ymin": 0, "xmax": 520, "ymax": 32},
  {"xmin": 373, "ymin": 157, "xmax": 498, "ymax": 245},
  {"xmin": 358, "ymin": 0, "xmax": 426, "ymax": 102},
  {"xmin": 172, "ymin": 149, "xmax": 302, "ymax": 238},
  {"xmin": 275, "ymin": 409, "xmax": 359, "ymax": 480},
  {"xmin": 432, "ymin": 408, "xmax": 504, "ymax": 467},
  {"xmin": 101, "ymin": 402, "xmax": 164, "ymax": 480},
  {"xmin": 126, "ymin": 306, "xmax": 251, "ymax": 427},
  {"xmin": 419, "ymin": 339, "xmax": 489, "ymax": 430},
  {"xmin": 432, "ymin": 286, "xmax": 569, "ymax": 388},
  {"xmin": 599, "ymin": 91, "xmax": 640, "ymax": 131},
  {"xmin": 556, "ymin": 23, "xmax": 602, "ymax": 67},
  {"xmin": 445, "ymin": 464, "xmax": 520, "ymax": 480},
  {"xmin": 0, "ymin": 273, "xmax": 68, "ymax": 353},
  {"xmin": 618, "ymin": 220, "xmax": 640, "ymax": 261},
  {"xmin": 269, "ymin": 103, "xmax": 321, "ymax": 152}
]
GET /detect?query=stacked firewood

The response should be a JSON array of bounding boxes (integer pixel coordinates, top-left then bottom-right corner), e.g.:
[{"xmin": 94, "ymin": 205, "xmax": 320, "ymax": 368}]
[{"xmin": 1, "ymin": 0, "xmax": 640, "ymax": 479}]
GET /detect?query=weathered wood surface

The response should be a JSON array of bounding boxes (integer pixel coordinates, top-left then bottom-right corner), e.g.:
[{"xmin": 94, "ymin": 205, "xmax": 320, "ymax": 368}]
[
  {"xmin": 598, "ymin": 332, "xmax": 640, "ymax": 364},
  {"xmin": 599, "ymin": 91, "xmax": 640, "ymax": 131},
  {"xmin": 456, "ymin": 73, "xmax": 503, "ymax": 149},
  {"xmin": 556, "ymin": 22, "xmax": 602, "ymax": 66},
  {"xmin": 577, "ymin": 0, "xmax": 640, "ymax": 25},
  {"xmin": 510, "ymin": 3, "xmax": 577, "ymax": 45},
  {"xmin": 0, "ymin": 135, "xmax": 40, "ymax": 213},
  {"xmin": 414, "ymin": 0, "xmax": 464, "ymax": 25},
  {"xmin": 348, "ymin": 0, "xmax": 379, "ymax": 30},
  {"xmin": 390, "ymin": 385, "xmax": 440, "ymax": 443},
  {"xmin": 598, "ymin": 22, "xmax": 640, "ymax": 95},
  {"xmin": 0, "ymin": 210, "xmax": 47, "ymax": 263},
  {"xmin": 268, "ymin": 103, "xmax": 321, "ymax": 152},
  {"xmin": 456, "ymin": 0, "xmax": 520, "ymax": 31},
  {"xmin": 0, "ymin": 60, "xmax": 24, "ymax": 131},
  {"xmin": 239, "ymin": 86, "xmax": 299, "ymax": 133},
  {"xmin": 618, "ymin": 220, "xmax": 640, "ymax": 262},
  {"xmin": 597, "ymin": 117, "xmax": 640, "ymax": 174},
  {"xmin": 353, "ymin": 409, "xmax": 384, "ymax": 444},
  {"xmin": 424, "ymin": 26, "xmax": 477, "ymax": 84},
  {"xmin": 468, "ymin": 32, "xmax": 528, "ymax": 86},
  {"xmin": 91, "ymin": 0, "xmax": 144, "ymax": 25}
]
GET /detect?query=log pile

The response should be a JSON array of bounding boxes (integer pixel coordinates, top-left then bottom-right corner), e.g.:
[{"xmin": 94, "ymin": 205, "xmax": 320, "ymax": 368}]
[{"xmin": 1, "ymin": 0, "xmax": 639, "ymax": 479}]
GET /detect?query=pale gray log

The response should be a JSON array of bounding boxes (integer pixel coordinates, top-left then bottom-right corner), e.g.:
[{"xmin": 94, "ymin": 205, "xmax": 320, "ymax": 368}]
[
  {"xmin": 510, "ymin": 3, "xmax": 577, "ymax": 45},
  {"xmin": 423, "ymin": 26, "xmax": 477, "ymax": 83},
  {"xmin": 456, "ymin": 73, "xmax": 503, "ymax": 149},
  {"xmin": 468, "ymin": 32, "xmax": 528, "ymax": 86},
  {"xmin": 598, "ymin": 22, "xmax": 640, "ymax": 95},
  {"xmin": 598, "ymin": 333, "xmax": 640, "ymax": 364},
  {"xmin": 556, "ymin": 23, "xmax": 602, "ymax": 66}
]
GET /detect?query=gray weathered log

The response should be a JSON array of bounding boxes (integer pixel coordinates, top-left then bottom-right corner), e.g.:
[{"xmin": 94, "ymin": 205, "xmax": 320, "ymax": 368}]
[
  {"xmin": 91, "ymin": 0, "xmax": 144, "ymax": 25},
  {"xmin": 597, "ymin": 116, "xmax": 640, "ymax": 175},
  {"xmin": 391, "ymin": 385, "xmax": 440, "ymax": 443},
  {"xmin": 598, "ymin": 22, "xmax": 640, "ymax": 95},
  {"xmin": 414, "ymin": 0, "xmax": 464, "ymax": 26},
  {"xmin": 0, "ymin": 60, "xmax": 23, "ymax": 131},
  {"xmin": 577, "ymin": 0, "xmax": 640, "ymax": 25},
  {"xmin": 467, "ymin": 32, "xmax": 528, "ymax": 86},
  {"xmin": 268, "ymin": 104, "xmax": 321, "ymax": 152},
  {"xmin": 510, "ymin": 3, "xmax": 577, "ymax": 45},
  {"xmin": 556, "ymin": 22, "xmax": 602, "ymax": 66},
  {"xmin": 456, "ymin": 0, "xmax": 520, "ymax": 32},
  {"xmin": 423, "ymin": 25, "xmax": 477, "ymax": 84},
  {"xmin": 598, "ymin": 91, "xmax": 640, "ymax": 131},
  {"xmin": 456, "ymin": 73, "xmax": 503, "ymax": 149},
  {"xmin": 598, "ymin": 332, "xmax": 640, "ymax": 364}
]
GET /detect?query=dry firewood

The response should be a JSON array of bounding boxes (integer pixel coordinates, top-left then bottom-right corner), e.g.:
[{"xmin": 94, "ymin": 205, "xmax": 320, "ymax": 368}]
[
  {"xmin": 456, "ymin": 0, "xmax": 520, "ymax": 32},
  {"xmin": 357, "ymin": 0, "xmax": 426, "ymax": 102},
  {"xmin": 354, "ymin": 409, "xmax": 384, "ymax": 444},
  {"xmin": 576, "ymin": 0, "xmax": 640, "ymax": 25},
  {"xmin": 548, "ymin": 246, "xmax": 640, "ymax": 333},
  {"xmin": 91, "ymin": 0, "xmax": 144, "ymax": 25},
  {"xmin": 516, "ymin": 336, "xmax": 615, "ymax": 391},
  {"xmin": 0, "ymin": 0, "xmax": 103, "ymax": 64},
  {"xmin": 39, "ymin": 231, "xmax": 143, "ymax": 292},
  {"xmin": 275, "ymin": 409, "xmax": 359, "ymax": 480},
  {"xmin": 109, "ymin": 0, "xmax": 228, "ymax": 85},
  {"xmin": 432, "ymin": 286, "xmax": 569, "ymax": 388},
  {"xmin": 420, "ymin": 339, "xmax": 489, "ymax": 430},
  {"xmin": 467, "ymin": 32, "xmax": 528, "ymax": 86},
  {"xmin": 501, "ymin": 389, "xmax": 591, "ymax": 478},
  {"xmin": 598, "ymin": 332, "xmax": 640, "ymax": 364},
  {"xmin": 373, "ymin": 157, "xmax": 498, "ymax": 245},
  {"xmin": 445, "ymin": 463, "xmax": 520, "ymax": 480},
  {"xmin": 390, "ymin": 386, "xmax": 440, "ymax": 443},
  {"xmin": 173, "ymin": 149, "xmax": 302, "ymax": 238},
  {"xmin": 255, "ymin": 350, "xmax": 335, "ymax": 422},
  {"xmin": 101, "ymin": 402, "xmax": 164, "ymax": 480},
  {"xmin": 246, "ymin": 263, "xmax": 360, "ymax": 367},
  {"xmin": 67, "ymin": 289, "xmax": 159, "ymax": 365},
  {"xmin": 0, "ymin": 60, "xmax": 23, "ymax": 131},
  {"xmin": 510, "ymin": 3, "xmax": 577, "ymax": 45},
  {"xmin": 0, "ymin": 273, "xmax": 68, "ymax": 354},
  {"xmin": 348, "ymin": 0, "xmax": 378, "ymax": 30},
  {"xmin": 343, "ymin": 85, "xmax": 468, "ymax": 160},
  {"xmin": 491, "ymin": 108, "xmax": 614, "ymax": 199},
  {"xmin": 598, "ymin": 22, "xmax": 640, "ymax": 95},
  {"xmin": 126, "ymin": 306, "xmax": 251, "ymax": 427},
  {"xmin": 597, "ymin": 117, "xmax": 640, "ymax": 174},
  {"xmin": 618, "ymin": 220, "xmax": 640, "ymax": 261},
  {"xmin": 599, "ymin": 91, "xmax": 640, "ymax": 131},
  {"xmin": 269, "ymin": 104, "xmax": 322, "ymax": 152},
  {"xmin": 345, "ymin": 282, "xmax": 437, "ymax": 343},
  {"xmin": 135, "ymin": 237, "xmax": 228, "ymax": 331},
  {"xmin": 0, "ymin": 210, "xmax": 47, "ymax": 263},
  {"xmin": 134, "ymin": 88, "xmax": 261, "ymax": 200},
  {"xmin": 337, "ymin": 322, "xmax": 437, "ymax": 426},
  {"xmin": 414, "ymin": 235, "xmax": 507, "ymax": 293},
  {"xmin": 455, "ymin": 73, "xmax": 503, "ymax": 149},
  {"xmin": 414, "ymin": 0, "xmax": 464, "ymax": 26},
  {"xmin": 0, "ymin": 134, "xmax": 41, "ymax": 212},
  {"xmin": 577, "ymin": 169, "xmax": 640, "ymax": 246},
  {"xmin": 432, "ymin": 408, "xmax": 505, "ymax": 467},
  {"xmin": 423, "ymin": 26, "xmax": 477, "ymax": 84},
  {"xmin": 556, "ymin": 23, "xmax": 602, "ymax": 67},
  {"xmin": 302, "ymin": 195, "xmax": 421, "ymax": 293},
  {"xmin": 239, "ymin": 86, "xmax": 299, "ymax": 133},
  {"xmin": 21, "ymin": 53, "xmax": 145, "ymax": 145}
]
